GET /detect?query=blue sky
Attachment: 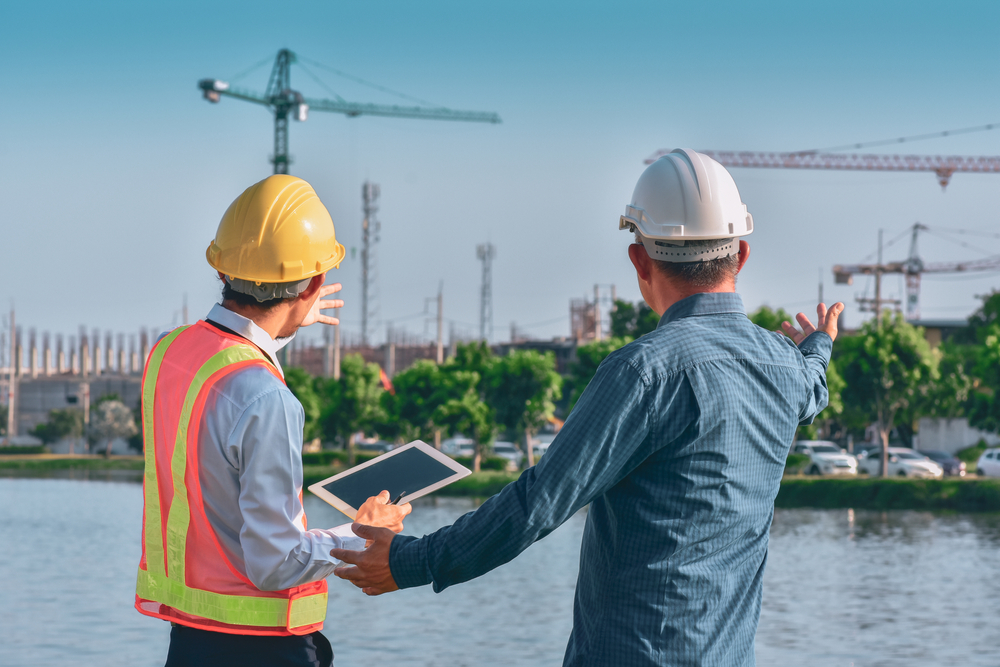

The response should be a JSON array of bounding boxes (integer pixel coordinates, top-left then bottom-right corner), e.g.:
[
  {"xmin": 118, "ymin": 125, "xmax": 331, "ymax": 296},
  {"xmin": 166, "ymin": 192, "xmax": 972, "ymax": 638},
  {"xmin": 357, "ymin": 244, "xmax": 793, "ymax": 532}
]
[{"xmin": 2, "ymin": 0, "xmax": 1000, "ymax": 349}]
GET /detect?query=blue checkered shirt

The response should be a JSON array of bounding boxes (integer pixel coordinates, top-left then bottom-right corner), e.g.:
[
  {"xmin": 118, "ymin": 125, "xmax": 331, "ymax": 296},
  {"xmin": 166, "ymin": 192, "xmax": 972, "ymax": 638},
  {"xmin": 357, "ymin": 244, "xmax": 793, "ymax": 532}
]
[{"xmin": 390, "ymin": 292, "xmax": 833, "ymax": 666}]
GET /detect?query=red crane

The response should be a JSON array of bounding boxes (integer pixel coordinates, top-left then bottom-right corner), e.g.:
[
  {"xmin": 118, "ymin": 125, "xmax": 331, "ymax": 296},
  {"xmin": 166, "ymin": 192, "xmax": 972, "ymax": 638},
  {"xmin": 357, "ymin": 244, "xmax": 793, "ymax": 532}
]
[
  {"xmin": 832, "ymin": 224, "xmax": 1000, "ymax": 321},
  {"xmin": 643, "ymin": 149, "xmax": 1000, "ymax": 189}
]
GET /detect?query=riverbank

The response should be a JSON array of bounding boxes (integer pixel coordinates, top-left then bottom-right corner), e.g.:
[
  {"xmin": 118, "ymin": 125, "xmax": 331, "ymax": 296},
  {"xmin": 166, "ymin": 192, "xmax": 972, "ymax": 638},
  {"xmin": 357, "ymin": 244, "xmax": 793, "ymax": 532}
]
[{"xmin": 7, "ymin": 456, "xmax": 1000, "ymax": 510}]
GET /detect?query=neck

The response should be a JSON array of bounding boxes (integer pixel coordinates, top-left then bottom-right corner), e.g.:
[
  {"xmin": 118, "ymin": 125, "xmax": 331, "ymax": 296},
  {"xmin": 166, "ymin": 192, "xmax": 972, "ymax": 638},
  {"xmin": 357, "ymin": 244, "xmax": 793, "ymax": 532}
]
[
  {"xmin": 221, "ymin": 300, "xmax": 290, "ymax": 340},
  {"xmin": 647, "ymin": 279, "xmax": 735, "ymax": 317}
]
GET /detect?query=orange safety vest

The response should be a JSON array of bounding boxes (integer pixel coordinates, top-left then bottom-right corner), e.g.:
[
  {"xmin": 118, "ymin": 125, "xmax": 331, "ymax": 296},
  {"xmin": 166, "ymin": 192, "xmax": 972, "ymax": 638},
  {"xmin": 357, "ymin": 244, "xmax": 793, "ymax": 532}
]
[{"xmin": 134, "ymin": 321, "xmax": 328, "ymax": 636}]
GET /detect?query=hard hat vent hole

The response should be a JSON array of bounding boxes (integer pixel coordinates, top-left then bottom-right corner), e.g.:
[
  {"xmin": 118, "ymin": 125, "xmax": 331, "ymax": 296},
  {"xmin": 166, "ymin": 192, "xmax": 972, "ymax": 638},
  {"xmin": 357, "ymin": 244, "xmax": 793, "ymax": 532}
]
[{"xmin": 728, "ymin": 223, "xmax": 734, "ymax": 234}]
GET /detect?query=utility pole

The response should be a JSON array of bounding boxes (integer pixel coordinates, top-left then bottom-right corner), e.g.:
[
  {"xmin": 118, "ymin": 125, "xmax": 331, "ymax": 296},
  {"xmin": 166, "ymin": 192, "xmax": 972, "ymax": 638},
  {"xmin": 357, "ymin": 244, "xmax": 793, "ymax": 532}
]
[
  {"xmin": 183, "ymin": 294, "xmax": 189, "ymax": 325},
  {"xmin": 6, "ymin": 307, "xmax": 15, "ymax": 442},
  {"xmin": 477, "ymin": 243, "xmax": 496, "ymax": 342},
  {"xmin": 852, "ymin": 229, "xmax": 900, "ymax": 325},
  {"xmin": 436, "ymin": 283, "xmax": 444, "ymax": 364},
  {"xmin": 361, "ymin": 182, "xmax": 381, "ymax": 346},
  {"xmin": 594, "ymin": 285, "xmax": 602, "ymax": 341},
  {"xmin": 333, "ymin": 309, "xmax": 341, "ymax": 380},
  {"xmin": 818, "ymin": 267, "xmax": 824, "ymax": 305}
]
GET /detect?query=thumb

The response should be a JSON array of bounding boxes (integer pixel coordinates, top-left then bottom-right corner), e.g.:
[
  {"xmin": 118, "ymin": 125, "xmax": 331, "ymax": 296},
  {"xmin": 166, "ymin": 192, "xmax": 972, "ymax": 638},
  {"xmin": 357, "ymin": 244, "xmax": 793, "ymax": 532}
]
[
  {"xmin": 351, "ymin": 522, "xmax": 382, "ymax": 541},
  {"xmin": 376, "ymin": 490, "xmax": 390, "ymax": 504}
]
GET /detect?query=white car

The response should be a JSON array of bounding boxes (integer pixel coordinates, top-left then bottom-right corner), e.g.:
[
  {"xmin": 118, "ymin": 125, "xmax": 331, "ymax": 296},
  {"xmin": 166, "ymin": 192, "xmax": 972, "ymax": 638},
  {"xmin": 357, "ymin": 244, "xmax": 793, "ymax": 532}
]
[
  {"xmin": 975, "ymin": 448, "xmax": 1000, "ymax": 477},
  {"xmin": 441, "ymin": 436, "xmax": 475, "ymax": 456},
  {"xmin": 792, "ymin": 441, "xmax": 858, "ymax": 476},
  {"xmin": 857, "ymin": 447, "xmax": 943, "ymax": 478},
  {"xmin": 531, "ymin": 433, "xmax": 557, "ymax": 458},
  {"xmin": 492, "ymin": 441, "xmax": 524, "ymax": 470}
]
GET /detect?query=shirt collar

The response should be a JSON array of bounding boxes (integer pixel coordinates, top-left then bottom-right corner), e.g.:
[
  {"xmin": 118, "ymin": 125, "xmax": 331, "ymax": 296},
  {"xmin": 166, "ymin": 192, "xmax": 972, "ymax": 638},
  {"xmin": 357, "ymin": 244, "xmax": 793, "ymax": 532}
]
[
  {"xmin": 206, "ymin": 303, "xmax": 294, "ymax": 378},
  {"xmin": 657, "ymin": 292, "xmax": 746, "ymax": 328}
]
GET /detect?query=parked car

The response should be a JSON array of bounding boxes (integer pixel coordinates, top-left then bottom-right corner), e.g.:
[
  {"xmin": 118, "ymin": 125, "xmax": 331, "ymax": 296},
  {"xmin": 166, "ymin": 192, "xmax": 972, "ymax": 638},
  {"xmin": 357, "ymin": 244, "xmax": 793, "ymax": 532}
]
[
  {"xmin": 791, "ymin": 441, "xmax": 858, "ymax": 475},
  {"xmin": 441, "ymin": 436, "xmax": 475, "ymax": 457},
  {"xmin": 976, "ymin": 448, "xmax": 1000, "ymax": 477},
  {"xmin": 531, "ymin": 433, "xmax": 557, "ymax": 458},
  {"xmin": 492, "ymin": 441, "xmax": 524, "ymax": 470},
  {"xmin": 857, "ymin": 447, "xmax": 943, "ymax": 478},
  {"xmin": 918, "ymin": 450, "xmax": 967, "ymax": 476},
  {"xmin": 355, "ymin": 440, "xmax": 394, "ymax": 454}
]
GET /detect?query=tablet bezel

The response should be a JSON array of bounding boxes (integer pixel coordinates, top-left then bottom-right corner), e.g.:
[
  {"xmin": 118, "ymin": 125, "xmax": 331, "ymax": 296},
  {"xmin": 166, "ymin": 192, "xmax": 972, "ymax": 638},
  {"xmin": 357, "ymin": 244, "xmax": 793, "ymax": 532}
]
[{"xmin": 307, "ymin": 440, "xmax": 472, "ymax": 519}]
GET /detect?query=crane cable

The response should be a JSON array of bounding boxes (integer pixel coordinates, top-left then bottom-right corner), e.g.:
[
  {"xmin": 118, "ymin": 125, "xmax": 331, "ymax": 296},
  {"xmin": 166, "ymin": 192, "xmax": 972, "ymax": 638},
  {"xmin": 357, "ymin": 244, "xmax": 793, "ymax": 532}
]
[
  {"xmin": 298, "ymin": 56, "xmax": 441, "ymax": 108},
  {"xmin": 797, "ymin": 121, "xmax": 1000, "ymax": 155}
]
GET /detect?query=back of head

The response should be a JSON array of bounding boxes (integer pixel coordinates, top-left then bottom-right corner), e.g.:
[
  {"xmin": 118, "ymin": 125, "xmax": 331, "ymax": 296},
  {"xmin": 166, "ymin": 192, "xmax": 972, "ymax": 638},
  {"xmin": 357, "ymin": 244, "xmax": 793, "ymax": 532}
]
[
  {"xmin": 206, "ymin": 175, "xmax": 345, "ymax": 310},
  {"xmin": 620, "ymin": 149, "xmax": 752, "ymax": 288}
]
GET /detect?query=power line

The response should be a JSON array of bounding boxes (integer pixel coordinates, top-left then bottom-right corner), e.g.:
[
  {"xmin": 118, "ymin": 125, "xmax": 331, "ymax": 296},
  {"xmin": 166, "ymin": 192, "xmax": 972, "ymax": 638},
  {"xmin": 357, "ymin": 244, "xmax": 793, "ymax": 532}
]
[
  {"xmin": 228, "ymin": 54, "xmax": 275, "ymax": 83},
  {"xmin": 295, "ymin": 60, "xmax": 345, "ymax": 102}
]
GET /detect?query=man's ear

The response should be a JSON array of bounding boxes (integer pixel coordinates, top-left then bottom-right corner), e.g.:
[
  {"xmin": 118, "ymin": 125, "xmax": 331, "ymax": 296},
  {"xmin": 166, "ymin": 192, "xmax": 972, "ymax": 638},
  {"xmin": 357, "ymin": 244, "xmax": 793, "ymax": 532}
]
[
  {"xmin": 628, "ymin": 244, "xmax": 653, "ymax": 283},
  {"xmin": 735, "ymin": 241, "xmax": 750, "ymax": 275},
  {"xmin": 301, "ymin": 273, "xmax": 326, "ymax": 299}
]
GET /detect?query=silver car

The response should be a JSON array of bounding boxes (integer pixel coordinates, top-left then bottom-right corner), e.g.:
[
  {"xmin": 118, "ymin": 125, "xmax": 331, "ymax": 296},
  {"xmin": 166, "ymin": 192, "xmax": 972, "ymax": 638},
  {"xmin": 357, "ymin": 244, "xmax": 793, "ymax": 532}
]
[{"xmin": 857, "ymin": 447, "xmax": 943, "ymax": 478}]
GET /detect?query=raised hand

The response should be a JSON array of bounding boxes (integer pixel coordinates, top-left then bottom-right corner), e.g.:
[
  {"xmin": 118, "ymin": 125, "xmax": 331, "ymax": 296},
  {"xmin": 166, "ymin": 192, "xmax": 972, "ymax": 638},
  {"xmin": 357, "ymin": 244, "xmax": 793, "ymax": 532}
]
[
  {"xmin": 781, "ymin": 302, "xmax": 845, "ymax": 345},
  {"xmin": 331, "ymin": 523, "xmax": 399, "ymax": 596},
  {"xmin": 301, "ymin": 282, "xmax": 344, "ymax": 327}
]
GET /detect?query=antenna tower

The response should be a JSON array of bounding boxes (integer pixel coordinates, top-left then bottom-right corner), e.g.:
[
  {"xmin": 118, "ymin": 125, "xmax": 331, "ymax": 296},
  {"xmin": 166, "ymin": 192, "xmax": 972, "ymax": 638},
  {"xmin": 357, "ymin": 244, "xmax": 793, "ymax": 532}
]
[
  {"xmin": 477, "ymin": 243, "xmax": 496, "ymax": 341},
  {"xmin": 361, "ymin": 182, "xmax": 381, "ymax": 346}
]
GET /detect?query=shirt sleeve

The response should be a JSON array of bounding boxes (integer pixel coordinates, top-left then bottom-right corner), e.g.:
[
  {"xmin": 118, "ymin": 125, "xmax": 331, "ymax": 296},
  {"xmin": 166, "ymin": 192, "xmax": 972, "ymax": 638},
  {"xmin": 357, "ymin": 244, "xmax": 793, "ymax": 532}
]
[
  {"xmin": 796, "ymin": 331, "xmax": 834, "ymax": 425},
  {"xmin": 389, "ymin": 355, "xmax": 669, "ymax": 593},
  {"xmin": 233, "ymin": 388, "xmax": 365, "ymax": 591}
]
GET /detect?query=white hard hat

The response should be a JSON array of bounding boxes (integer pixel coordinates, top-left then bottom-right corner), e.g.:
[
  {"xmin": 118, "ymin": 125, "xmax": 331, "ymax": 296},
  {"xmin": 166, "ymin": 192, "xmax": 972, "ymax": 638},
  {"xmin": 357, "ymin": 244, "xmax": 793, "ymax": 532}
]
[{"xmin": 619, "ymin": 148, "xmax": 753, "ymax": 262}]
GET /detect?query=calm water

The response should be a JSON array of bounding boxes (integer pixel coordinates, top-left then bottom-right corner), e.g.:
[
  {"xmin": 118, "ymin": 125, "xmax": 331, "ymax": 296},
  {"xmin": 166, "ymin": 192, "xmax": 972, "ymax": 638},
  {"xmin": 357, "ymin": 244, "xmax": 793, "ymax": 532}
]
[{"xmin": 2, "ymin": 477, "xmax": 1000, "ymax": 666}]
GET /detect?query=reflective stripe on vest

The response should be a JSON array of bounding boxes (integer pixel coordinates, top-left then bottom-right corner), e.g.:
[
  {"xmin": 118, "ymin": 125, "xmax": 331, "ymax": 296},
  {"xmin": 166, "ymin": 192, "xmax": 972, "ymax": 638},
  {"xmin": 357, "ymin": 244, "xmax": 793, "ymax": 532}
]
[{"xmin": 137, "ymin": 325, "xmax": 327, "ymax": 632}]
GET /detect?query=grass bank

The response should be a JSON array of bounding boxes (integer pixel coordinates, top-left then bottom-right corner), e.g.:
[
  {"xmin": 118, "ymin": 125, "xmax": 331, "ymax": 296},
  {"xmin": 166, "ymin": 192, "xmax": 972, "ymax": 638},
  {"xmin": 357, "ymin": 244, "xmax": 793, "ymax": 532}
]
[
  {"xmin": 776, "ymin": 476, "xmax": 1000, "ymax": 512},
  {"xmin": 0, "ymin": 454, "xmax": 145, "ymax": 473}
]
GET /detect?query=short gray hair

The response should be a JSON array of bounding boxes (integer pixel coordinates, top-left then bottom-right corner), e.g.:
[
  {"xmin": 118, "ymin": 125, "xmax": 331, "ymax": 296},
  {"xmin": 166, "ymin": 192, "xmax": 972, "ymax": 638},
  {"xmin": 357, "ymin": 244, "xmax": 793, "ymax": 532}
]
[{"xmin": 635, "ymin": 234, "xmax": 740, "ymax": 288}]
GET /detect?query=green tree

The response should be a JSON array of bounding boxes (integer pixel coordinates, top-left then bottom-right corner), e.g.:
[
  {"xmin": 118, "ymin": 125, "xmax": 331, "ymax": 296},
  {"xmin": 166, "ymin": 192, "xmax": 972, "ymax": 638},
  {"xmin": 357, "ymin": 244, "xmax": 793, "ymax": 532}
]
[
  {"xmin": 285, "ymin": 367, "xmax": 323, "ymax": 442},
  {"xmin": 485, "ymin": 350, "xmax": 562, "ymax": 467},
  {"xmin": 30, "ymin": 408, "xmax": 84, "ymax": 445},
  {"xmin": 967, "ymin": 323, "xmax": 1000, "ymax": 433},
  {"xmin": 0, "ymin": 404, "xmax": 7, "ymax": 437},
  {"xmin": 748, "ymin": 305, "xmax": 793, "ymax": 333},
  {"xmin": 610, "ymin": 300, "xmax": 659, "ymax": 338},
  {"xmin": 434, "ymin": 391, "xmax": 495, "ymax": 471},
  {"xmin": 318, "ymin": 354, "xmax": 386, "ymax": 465},
  {"xmin": 91, "ymin": 399, "xmax": 138, "ymax": 458},
  {"xmin": 565, "ymin": 337, "xmax": 631, "ymax": 411},
  {"xmin": 838, "ymin": 313, "xmax": 940, "ymax": 476},
  {"xmin": 383, "ymin": 360, "xmax": 481, "ymax": 446}
]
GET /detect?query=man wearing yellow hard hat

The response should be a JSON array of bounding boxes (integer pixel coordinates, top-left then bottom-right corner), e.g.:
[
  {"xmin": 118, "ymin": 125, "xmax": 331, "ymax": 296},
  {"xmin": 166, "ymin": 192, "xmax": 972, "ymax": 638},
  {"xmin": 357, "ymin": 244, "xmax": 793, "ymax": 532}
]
[{"xmin": 134, "ymin": 175, "xmax": 410, "ymax": 667}]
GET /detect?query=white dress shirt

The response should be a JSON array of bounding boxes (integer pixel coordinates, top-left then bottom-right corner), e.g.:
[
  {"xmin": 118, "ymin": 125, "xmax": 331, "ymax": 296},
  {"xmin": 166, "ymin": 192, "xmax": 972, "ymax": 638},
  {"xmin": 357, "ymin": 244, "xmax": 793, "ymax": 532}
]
[{"xmin": 161, "ymin": 304, "xmax": 364, "ymax": 592}]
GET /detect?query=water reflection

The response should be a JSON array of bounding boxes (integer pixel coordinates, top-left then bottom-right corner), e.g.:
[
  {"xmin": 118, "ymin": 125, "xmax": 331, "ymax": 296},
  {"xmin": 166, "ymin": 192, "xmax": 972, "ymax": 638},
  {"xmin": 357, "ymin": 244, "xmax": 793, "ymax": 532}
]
[{"xmin": 3, "ymin": 479, "xmax": 1000, "ymax": 666}]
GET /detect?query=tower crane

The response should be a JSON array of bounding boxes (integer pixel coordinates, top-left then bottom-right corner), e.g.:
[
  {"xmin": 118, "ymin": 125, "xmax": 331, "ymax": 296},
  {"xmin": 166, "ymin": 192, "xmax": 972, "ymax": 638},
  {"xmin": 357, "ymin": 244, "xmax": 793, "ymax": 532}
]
[
  {"xmin": 199, "ymin": 49, "xmax": 501, "ymax": 174},
  {"xmin": 833, "ymin": 223, "xmax": 1000, "ymax": 321}
]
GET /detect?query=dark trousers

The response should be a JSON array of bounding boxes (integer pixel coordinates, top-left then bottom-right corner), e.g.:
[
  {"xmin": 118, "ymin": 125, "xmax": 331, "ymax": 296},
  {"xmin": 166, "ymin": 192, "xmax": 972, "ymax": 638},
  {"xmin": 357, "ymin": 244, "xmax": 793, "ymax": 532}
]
[{"xmin": 165, "ymin": 624, "xmax": 333, "ymax": 667}]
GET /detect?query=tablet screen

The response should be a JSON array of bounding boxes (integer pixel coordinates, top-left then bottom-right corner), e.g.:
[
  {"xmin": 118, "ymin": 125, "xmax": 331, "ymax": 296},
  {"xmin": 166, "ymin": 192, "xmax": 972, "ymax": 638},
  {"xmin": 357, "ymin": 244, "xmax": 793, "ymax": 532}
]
[{"xmin": 319, "ymin": 446, "xmax": 459, "ymax": 510}]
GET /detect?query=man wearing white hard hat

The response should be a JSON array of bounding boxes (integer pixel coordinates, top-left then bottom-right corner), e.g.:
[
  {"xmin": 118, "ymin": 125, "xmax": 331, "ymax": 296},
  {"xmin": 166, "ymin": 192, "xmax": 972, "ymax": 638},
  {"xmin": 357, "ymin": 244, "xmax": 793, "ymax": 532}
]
[{"xmin": 333, "ymin": 150, "xmax": 843, "ymax": 666}]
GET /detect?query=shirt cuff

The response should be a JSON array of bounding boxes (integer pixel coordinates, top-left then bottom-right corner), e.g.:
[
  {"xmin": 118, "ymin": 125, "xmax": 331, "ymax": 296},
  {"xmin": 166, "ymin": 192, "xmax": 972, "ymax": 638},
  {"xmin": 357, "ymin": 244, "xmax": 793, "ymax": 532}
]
[
  {"xmin": 389, "ymin": 534, "xmax": 433, "ymax": 589},
  {"xmin": 799, "ymin": 331, "xmax": 833, "ymax": 360}
]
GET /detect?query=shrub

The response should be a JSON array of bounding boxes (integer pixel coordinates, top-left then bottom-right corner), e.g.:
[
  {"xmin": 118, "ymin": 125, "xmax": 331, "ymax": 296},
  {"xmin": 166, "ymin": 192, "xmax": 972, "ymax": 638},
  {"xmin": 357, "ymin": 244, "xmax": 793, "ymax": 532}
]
[
  {"xmin": 785, "ymin": 453, "xmax": 811, "ymax": 475},
  {"xmin": 0, "ymin": 445, "xmax": 49, "ymax": 455},
  {"xmin": 454, "ymin": 455, "xmax": 508, "ymax": 471}
]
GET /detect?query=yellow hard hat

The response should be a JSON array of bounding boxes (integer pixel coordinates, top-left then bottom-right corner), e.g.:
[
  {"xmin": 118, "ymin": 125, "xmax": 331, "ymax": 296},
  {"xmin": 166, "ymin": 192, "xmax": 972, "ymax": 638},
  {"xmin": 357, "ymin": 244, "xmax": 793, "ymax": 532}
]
[{"xmin": 206, "ymin": 175, "xmax": 346, "ymax": 283}]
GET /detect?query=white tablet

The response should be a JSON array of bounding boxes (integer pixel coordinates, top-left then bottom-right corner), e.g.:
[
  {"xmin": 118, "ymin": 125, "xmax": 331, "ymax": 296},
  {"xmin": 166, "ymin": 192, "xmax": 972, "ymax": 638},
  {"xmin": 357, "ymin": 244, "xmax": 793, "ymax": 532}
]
[{"xmin": 308, "ymin": 440, "xmax": 472, "ymax": 519}]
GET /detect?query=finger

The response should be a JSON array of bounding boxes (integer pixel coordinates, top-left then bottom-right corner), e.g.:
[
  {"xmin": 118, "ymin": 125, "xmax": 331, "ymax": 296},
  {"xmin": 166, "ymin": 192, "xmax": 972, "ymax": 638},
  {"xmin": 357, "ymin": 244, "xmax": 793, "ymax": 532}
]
[
  {"xmin": 780, "ymin": 320, "xmax": 804, "ymax": 344},
  {"xmin": 377, "ymin": 490, "xmax": 390, "ymax": 504},
  {"xmin": 816, "ymin": 302, "xmax": 828, "ymax": 325},
  {"xmin": 330, "ymin": 548, "xmax": 363, "ymax": 564},
  {"xmin": 319, "ymin": 283, "xmax": 343, "ymax": 297},
  {"xmin": 315, "ymin": 299, "xmax": 345, "ymax": 310},
  {"xmin": 795, "ymin": 312, "xmax": 817, "ymax": 336},
  {"xmin": 351, "ymin": 522, "xmax": 382, "ymax": 541},
  {"xmin": 398, "ymin": 502, "xmax": 413, "ymax": 517},
  {"xmin": 363, "ymin": 587, "xmax": 385, "ymax": 597},
  {"xmin": 314, "ymin": 315, "xmax": 339, "ymax": 326}
]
